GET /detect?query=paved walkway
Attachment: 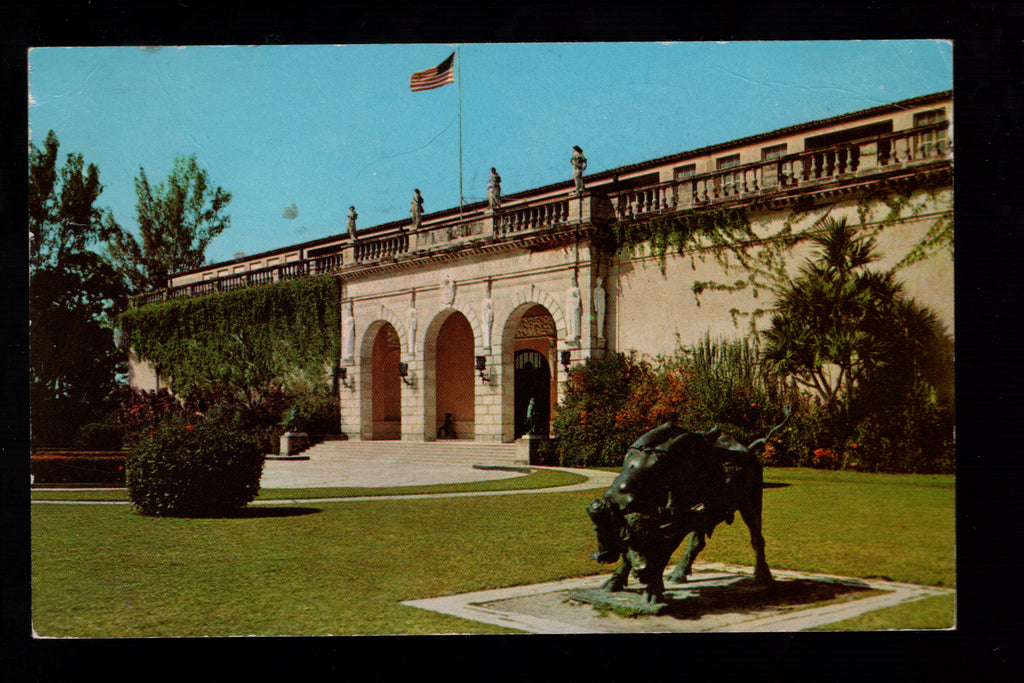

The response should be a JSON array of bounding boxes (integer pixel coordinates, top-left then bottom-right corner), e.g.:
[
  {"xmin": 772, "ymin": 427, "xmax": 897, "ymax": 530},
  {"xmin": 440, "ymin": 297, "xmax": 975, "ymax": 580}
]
[{"xmin": 254, "ymin": 457, "xmax": 616, "ymax": 503}]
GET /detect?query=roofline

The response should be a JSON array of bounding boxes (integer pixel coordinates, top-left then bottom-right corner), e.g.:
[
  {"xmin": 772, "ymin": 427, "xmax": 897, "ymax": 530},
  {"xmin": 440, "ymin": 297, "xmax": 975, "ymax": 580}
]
[{"xmin": 176, "ymin": 89, "xmax": 952, "ymax": 278}]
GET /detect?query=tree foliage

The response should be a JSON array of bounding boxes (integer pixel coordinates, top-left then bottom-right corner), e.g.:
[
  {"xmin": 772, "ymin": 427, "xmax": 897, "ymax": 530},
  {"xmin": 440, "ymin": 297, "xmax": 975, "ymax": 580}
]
[
  {"xmin": 761, "ymin": 216, "xmax": 943, "ymax": 416},
  {"xmin": 29, "ymin": 130, "xmax": 126, "ymax": 448},
  {"xmin": 108, "ymin": 154, "xmax": 231, "ymax": 293}
]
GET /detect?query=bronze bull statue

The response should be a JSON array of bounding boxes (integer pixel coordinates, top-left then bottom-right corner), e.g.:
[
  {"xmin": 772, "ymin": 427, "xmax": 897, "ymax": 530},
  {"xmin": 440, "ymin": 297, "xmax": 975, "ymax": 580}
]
[{"xmin": 587, "ymin": 414, "xmax": 789, "ymax": 604}]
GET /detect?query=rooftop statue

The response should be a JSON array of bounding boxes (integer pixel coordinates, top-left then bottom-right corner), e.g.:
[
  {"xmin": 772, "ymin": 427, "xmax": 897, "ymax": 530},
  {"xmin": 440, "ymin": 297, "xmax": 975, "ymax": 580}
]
[
  {"xmin": 488, "ymin": 167, "xmax": 502, "ymax": 210},
  {"xmin": 411, "ymin": 189, "xmax": 424, "ymax": 231},
  {"xmin": 571, "ymin": 145, "xmax": 587, "ymax": 194},
  {"xmin": 347, "ymin": 206, "xmax": 358, "ymax": 240}
]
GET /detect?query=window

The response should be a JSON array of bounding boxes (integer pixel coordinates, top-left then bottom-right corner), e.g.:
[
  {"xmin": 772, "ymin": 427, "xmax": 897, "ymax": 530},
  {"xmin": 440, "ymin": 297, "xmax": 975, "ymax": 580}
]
[
  {"xmin": 716, "ymin": 154, "xmax": 741, "ymax": 170},
  {"xmin": 914, "ymin": 109, "xmax": 947, "ymax": 127},
  {"xmin": 913, "ymin": 109, "xmax": 947, "ymax": 158},
  {"xmin": 761, "ymin": 145, "xmax": 787, "ymax": 187},
  {"xmin": 673, "ymin": 163, "xmax": 696, "ymax": 180},
  {"xmin": 715, "ymin": 154, "xmax": 742, "ymax": 196},
  {"xmin": 761, "ymin": 144, "xmax": 787, "ymax": 161}
]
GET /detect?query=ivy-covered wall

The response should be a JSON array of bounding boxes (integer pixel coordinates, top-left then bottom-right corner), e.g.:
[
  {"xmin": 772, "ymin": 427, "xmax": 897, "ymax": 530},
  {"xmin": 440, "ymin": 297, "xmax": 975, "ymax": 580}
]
[
  {"xmin": 606, "ymin": 184, "xmax": 953, "ymax": 357},
  {"xmin": 119, "ymin": 275, "xmax": 341, "ymax": 396}
]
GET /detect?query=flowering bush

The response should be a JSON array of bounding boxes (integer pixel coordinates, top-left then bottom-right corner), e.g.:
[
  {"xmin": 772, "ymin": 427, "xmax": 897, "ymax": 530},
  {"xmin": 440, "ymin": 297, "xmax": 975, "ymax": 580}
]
[
  {"xmin": 126, "ymin": 417, "xmax": 263, "ymax": 517},
  {"xmin": 811, "ymin": 447, "xmax": 839, "ymax": 469}
]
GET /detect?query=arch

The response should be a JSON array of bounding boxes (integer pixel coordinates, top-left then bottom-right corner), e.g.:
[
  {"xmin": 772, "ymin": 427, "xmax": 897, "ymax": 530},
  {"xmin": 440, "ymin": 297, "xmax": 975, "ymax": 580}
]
[
  {"xmin": 491, "ymin": 285, "xmax": 569, "ymax": 343},
  {"xmin": 499, "ymin": 301, "xmax": 560, "ymax": 442},
  {"xmin": 423, "ymin": 307, "xmax": 477, "ymax": 440},
  {"xmin": 358, "ymin": 311, "xmax": 406, "ymax": 441}
]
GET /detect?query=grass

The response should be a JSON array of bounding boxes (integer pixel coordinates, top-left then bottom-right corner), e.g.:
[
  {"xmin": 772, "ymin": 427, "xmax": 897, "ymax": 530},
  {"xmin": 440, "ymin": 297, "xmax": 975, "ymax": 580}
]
[
  {"xmin": 31, "ymin": 467, "xmax": 955, "ymax": 636},
  {"xmin": 30, "ymin": 468, "xmax": 589, "ymax": 501},
  {"xmin": 808, "ymin": 593, "xmax": 956, "ymax": 631}
]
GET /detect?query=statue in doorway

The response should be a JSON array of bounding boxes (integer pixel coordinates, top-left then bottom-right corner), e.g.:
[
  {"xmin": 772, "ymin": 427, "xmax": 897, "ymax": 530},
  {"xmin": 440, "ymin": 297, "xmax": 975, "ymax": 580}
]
[
  {"xmin": 437, "ymin": 413, "xmax": 457, "ymax": 439},
  {"xmin": 594, "ymin": 276, "xmax": 607, "ymax": 340},
  {"xmin": 524, "ymin": 398, "xmax": 539, "ymax": 436},
  {"xmin": 571, "ymin": 146, "xmax": 587, "ymax": 194}
]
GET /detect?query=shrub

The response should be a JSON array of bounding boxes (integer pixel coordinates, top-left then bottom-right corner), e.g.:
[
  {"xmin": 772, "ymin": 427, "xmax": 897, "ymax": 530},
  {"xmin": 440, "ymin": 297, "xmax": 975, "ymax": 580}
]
[
  {"xmin": 550, "ymin": 338, "xmax": 794, "ymax": 468},
  {"xmin": 74, "ymin": 422, "xmax": 125, "ymax": 451},
  {"xmin": 125, "ymin": 417, "xmax": 264, "ymax": 517},
  {"xmin": 550, "ymin": 352, "xmax": 653, "ymax": 467}
]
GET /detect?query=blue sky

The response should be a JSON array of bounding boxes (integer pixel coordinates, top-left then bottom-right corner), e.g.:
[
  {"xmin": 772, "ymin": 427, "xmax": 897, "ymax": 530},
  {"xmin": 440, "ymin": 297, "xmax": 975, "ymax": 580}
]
[{"xmin": 28, "ymin": 41, "xmax": 953, "ymax": 265}]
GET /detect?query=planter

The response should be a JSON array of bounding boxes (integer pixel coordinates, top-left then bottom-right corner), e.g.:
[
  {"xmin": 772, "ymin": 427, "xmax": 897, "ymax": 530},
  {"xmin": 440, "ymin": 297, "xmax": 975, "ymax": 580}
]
[{"xmin": 279, "ymin": 432, "xmax": 309, "ymax": 456}]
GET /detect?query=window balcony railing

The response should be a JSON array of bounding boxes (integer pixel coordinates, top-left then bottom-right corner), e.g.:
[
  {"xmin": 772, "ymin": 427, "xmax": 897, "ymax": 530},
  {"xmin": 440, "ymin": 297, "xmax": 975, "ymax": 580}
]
[{"xmin": 607, "ymin": 122, "xmax": 950, "ymax": 221}]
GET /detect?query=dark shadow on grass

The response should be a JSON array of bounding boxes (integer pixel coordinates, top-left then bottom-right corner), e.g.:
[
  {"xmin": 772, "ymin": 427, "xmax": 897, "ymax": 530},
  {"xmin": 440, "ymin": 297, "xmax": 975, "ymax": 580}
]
[{"xmin": 763, "ymin": 482, "xmax": 791, "ymax": 489}]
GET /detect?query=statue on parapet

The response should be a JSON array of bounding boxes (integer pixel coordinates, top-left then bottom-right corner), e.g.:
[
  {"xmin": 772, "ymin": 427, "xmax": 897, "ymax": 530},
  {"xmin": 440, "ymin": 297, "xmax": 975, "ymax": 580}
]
[
  {"xmin": 411, "ymin": 189, "xmax": 424, "ymax": 231},
  {"xmin": 488, "ymin": 167, "xmax": 502, "ymax": 210},
  {"xmin": 347, "ymin": 206, "xmax": 358, "ymax": 240},
  {"xmin": 571, "ymin": 145, "xmax": 587, "ymax": 194}
]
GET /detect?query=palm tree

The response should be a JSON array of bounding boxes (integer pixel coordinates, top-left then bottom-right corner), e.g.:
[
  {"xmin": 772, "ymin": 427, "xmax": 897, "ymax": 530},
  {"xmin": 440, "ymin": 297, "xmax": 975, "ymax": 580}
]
[{"xmin": 761, "ymin": 216, "xmax": 938, "ymax": 415}]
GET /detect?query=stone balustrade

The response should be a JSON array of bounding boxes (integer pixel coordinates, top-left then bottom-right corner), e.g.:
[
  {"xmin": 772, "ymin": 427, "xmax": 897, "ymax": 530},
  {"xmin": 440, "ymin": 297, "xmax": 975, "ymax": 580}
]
[
  {"xmin": 494, "ymin": 197, "xmax": 571, "ymax": 237},
  {"xmin": 130, "ymin": 121, "xmax": 949, "ymax": 309},
  {"xmin": 353, "ymin": 232, "xmax": 410, "ymax": 262}
]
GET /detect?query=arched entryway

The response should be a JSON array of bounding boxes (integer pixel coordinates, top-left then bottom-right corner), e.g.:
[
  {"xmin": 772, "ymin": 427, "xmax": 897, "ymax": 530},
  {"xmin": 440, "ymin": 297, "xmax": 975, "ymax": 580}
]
[
  {"xmin": 501, "ymin": 303, "xmax": 558, "ymax": 442},
  {"xmin": 426, "ymin": 310, "xmax": 475, "ymax": 440},
  {"xmin": 366, "ymin": 322, "xmax": 402, "ymax": 440}
]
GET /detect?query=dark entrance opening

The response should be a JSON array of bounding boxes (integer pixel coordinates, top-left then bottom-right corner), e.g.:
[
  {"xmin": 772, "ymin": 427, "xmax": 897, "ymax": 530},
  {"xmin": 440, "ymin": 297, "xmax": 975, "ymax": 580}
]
[{"xmin": 514, "ymin": 349, "xmax": 550, "ymax": 438}]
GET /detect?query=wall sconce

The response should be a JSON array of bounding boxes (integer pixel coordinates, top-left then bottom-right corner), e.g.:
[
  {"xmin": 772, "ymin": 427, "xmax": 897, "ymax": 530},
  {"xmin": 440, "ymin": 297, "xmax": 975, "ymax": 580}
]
[
  {"xmin": 398, "ymin": 362, "xmax": 413, "ymax": 386},
  {"xmin": 475, "ymin": 355, "xmax": 491, "ymax": 382},
  {"xmin": 337, "ymin": 366, "xmax": 353, "ymax": 389},
  {"xmin": 560, "ymin": 350, "xmax": 572, "ymax": 374}
]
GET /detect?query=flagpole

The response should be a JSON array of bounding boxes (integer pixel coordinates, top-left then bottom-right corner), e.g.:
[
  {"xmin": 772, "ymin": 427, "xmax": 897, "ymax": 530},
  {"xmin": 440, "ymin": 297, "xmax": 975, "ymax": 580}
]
[{"xmin": 457, "ymin": 45, "xmax": 464, "ymax": 218}]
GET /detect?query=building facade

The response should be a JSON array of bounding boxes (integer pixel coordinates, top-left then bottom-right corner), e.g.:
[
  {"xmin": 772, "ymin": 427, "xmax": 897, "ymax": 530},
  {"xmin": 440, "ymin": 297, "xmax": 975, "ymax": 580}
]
[{"xmin": 128, "ymin": 91, "xmax": 954, "ymax": 444}]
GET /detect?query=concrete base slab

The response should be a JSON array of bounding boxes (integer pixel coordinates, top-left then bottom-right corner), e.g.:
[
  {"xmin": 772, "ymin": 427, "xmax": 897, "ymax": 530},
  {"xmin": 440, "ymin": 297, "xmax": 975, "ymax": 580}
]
[{"xmin": 402, "ymin": 563, "xmax": 954, "ymax": 633}]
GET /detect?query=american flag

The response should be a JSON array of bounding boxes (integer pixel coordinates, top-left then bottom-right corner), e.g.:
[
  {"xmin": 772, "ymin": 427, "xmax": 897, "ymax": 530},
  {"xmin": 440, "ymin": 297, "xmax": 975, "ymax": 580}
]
[{"xmin": 409, "ymin": 52, "xmax": 455, "ymax": 92}]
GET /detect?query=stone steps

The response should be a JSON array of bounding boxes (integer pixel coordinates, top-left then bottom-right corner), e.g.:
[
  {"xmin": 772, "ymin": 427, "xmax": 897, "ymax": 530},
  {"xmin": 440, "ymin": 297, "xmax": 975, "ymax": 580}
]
[{"xmin": 301, "ymin": 439, "xmax": 523, "ymax": 467}]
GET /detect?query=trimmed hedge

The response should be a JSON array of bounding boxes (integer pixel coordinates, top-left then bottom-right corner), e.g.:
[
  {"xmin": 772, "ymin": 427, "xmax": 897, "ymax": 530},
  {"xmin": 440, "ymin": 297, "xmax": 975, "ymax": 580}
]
[
  {"xmin": 31, "ymin": 452, "xmax": 126, "ymax": 485},
  {"xmin": 125, "ymin": 418, "xmax": 264, "ymax": 517}
]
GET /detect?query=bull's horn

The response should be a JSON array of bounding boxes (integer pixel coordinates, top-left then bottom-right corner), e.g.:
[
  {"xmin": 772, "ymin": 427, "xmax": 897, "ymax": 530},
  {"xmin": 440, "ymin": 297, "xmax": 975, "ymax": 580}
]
[{"xmin": 746, "ymin": 409, "xmax": 793, "ymax": 451}]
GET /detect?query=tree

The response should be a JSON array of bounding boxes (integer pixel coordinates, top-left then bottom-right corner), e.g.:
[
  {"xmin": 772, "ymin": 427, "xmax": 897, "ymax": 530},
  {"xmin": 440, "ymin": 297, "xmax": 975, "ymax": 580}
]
[
  {"xmin": 108, "ymin": 154, "xmax": 231, "ymax": 294},
  {"xmin": 761, "ymin": 216, "xmax": 940, "ymax": 417},
  {"xmin": 29, "ymin": 130, "xmax": 126, "ymax": 447}
]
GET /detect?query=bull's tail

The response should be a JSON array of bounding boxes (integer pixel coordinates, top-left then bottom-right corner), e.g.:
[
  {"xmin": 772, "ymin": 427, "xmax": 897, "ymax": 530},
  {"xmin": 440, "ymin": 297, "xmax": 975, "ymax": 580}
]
[{"xmin": 746, "ymin": 407, "xmax": 792, "ymax": 452}]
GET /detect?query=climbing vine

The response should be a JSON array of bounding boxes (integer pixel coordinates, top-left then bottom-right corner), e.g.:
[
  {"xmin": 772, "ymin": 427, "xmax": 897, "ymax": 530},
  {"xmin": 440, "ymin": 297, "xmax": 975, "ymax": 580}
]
[
  {"xmin": 604, "ymin": 171, "xmax": 953, "ymax": 338},
  {"xmin": 604, "ymin": 205, "xmax": 756, "ymax": 274},
  {"xmin": 118, "ymin": 275, "xmax": 341, "ymax": 398}
]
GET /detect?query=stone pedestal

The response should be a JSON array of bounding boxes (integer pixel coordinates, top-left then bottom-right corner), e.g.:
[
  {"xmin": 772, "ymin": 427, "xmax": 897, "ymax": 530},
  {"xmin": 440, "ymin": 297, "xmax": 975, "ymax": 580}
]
[
  {"xmin": 515, "ymin": 433, "xmax": 545, "ymax": 465},
  {"xmin": 279, "ymin": 432, "xmax": 309, "ymax": 456}
]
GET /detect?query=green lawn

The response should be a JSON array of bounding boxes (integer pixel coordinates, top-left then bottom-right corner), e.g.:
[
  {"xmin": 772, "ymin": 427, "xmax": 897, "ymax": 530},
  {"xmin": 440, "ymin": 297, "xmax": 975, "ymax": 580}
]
[
  {"xmin": 31, "ymin": 467, "xmax": 955, "ymax": 636},
  {"xmin": 30, "ymin": 468, "xmax": 588, "ymax": 501}
]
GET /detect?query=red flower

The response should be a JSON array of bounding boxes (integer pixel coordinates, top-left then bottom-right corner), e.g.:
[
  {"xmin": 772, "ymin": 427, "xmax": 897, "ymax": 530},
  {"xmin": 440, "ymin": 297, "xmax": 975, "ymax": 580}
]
[{"xmin": 185, "ymin": 425, "xmax": 193, "ymax": 431}]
